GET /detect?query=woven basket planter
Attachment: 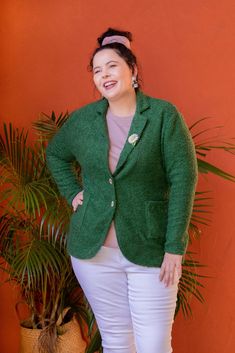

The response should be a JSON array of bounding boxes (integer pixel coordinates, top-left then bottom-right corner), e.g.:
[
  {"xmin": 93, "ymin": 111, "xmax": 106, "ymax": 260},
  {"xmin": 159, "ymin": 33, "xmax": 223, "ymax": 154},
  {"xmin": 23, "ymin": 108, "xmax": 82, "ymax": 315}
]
[{"xmin": 19, "ymin": 317, "xmax": 87, "ymax": 353}]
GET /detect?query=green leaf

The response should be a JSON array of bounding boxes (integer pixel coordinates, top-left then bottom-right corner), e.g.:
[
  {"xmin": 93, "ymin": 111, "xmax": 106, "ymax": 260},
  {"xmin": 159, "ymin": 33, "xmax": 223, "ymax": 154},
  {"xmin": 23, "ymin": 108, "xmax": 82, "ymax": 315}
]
[{"xmin": 197, "ymin": 158, "xmax": 235, "ymax": 181}]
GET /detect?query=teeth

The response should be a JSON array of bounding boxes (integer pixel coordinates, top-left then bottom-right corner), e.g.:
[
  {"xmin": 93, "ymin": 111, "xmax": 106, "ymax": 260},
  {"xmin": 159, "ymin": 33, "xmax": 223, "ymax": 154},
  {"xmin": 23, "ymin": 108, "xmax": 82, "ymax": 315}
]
[{"xmin": 104, "ymin": 81, "xmax": 116, "ymax": 88}]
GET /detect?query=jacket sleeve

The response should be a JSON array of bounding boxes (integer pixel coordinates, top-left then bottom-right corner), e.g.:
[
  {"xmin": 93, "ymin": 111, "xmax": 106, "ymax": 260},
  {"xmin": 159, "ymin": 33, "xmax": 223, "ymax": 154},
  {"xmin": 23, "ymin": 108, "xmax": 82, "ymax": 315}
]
[
  {"xmin": 162, "ymin": 104, "xmax": 198, "ymax": 255},
  {"xmin": 46, "ymin": 114, "xmax": 83, "ymax": 206}
]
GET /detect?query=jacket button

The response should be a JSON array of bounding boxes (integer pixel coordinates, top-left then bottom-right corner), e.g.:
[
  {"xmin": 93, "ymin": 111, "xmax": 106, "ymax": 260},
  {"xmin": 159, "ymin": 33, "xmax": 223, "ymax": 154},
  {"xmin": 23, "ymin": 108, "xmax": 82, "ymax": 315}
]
[
  {"xmin": 109, "ymin": 178, "xmax": 113, "ymax": 184},
  {"xmin": 111, "ymin": 201, "xmax": 114, "ymax": 207}
]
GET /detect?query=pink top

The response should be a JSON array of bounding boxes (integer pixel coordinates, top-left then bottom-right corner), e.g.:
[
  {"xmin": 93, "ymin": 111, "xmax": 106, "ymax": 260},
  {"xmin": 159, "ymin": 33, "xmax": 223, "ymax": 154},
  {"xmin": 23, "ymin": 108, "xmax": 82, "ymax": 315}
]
[{"xmin": 103, "ymin": 108, "xmax": 134, "ymax": 248}]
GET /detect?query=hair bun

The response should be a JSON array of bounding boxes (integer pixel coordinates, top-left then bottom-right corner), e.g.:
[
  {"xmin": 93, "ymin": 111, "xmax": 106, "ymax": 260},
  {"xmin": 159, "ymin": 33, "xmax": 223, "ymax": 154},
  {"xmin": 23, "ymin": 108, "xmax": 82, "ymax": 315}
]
[{"xmin": 97, "ymin": 27, "xmax": 133, "ymax": 47}]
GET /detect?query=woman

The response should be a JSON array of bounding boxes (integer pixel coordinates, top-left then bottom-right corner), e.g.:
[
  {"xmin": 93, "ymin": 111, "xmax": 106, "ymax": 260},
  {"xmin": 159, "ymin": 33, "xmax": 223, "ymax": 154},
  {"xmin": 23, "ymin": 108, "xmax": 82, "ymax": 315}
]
[{"xmin": 46, "ymin": 28, "xmax": 198, "ymax": 353}]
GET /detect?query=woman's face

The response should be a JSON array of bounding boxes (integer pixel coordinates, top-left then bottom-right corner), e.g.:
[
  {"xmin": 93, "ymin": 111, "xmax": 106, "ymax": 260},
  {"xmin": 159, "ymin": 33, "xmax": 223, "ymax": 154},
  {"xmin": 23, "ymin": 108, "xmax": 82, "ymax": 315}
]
[{"xmin": 92, "ymin": 49, "xmax": 137, "ymax": 102}]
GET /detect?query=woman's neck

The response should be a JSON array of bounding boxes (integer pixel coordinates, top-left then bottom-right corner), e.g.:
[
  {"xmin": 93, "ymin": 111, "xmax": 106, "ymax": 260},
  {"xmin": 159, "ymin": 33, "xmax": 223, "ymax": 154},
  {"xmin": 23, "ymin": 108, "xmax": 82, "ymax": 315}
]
[{"xmin": 107, "ymin": 90, "xmax": 137, "ymax": 117}]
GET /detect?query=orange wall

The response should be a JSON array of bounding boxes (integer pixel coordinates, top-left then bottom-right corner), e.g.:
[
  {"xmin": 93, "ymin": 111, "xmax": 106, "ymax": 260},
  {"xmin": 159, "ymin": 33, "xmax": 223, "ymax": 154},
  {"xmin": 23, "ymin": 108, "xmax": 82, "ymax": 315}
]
[{"xmin": 1, "ymin": 1, "xmax": 235, "ymax": 352}]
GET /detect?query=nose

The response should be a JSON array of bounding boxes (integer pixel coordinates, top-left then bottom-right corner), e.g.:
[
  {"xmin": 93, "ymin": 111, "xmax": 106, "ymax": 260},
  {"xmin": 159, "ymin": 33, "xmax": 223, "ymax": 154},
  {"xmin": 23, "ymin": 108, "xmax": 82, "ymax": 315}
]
[{"xmin": 102, "ymin": 70, "xmax": 110, "ymax": 79}]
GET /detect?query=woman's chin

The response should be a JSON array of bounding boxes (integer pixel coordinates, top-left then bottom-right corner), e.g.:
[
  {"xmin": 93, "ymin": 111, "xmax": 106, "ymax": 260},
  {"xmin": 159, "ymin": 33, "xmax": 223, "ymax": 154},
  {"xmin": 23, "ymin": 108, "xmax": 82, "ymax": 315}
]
[{"xmin": 103, "ymin": 91, "xmax": 120, "ymax": 101}]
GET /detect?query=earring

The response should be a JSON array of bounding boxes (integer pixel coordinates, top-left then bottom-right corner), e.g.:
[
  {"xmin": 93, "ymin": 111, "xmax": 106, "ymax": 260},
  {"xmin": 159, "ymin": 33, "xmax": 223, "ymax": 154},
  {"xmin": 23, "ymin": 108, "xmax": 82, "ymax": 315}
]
[{"xmin": 132, "ymin": 76, "xmax": 139, "ymax": 88}]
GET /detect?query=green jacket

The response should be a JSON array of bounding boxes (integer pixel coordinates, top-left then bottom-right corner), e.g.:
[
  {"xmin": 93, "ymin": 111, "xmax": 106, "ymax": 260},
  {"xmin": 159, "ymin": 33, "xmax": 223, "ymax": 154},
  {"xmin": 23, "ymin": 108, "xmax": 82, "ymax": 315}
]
[{"xmin": 46, "ymin": 90, "xmax": 198, "ymax": 267}]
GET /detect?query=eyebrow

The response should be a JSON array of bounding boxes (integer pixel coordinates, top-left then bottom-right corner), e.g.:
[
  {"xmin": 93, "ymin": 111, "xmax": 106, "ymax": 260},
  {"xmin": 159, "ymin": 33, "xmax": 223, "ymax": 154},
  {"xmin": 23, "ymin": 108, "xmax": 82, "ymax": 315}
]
[{"xmin": 93, "ymin": 60, "xmax": 119, "ymax": 71}]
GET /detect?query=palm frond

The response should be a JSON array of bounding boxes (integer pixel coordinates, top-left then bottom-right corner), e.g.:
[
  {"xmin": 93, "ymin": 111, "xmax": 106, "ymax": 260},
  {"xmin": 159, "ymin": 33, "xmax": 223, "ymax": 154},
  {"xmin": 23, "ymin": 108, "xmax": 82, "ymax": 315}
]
[
  {"xmin": 189, "ymin": 116, "xmax": 215, "ymax": 131},
  {"xmin": 197, "ymin": 158, "xmax": 235, "ymax": 182},
  {"xmin": 0, "ymin": 123, "xmax": 57, "ymax": 216},
  {"xmin": 33, "ymin": 111, "xmax": 70, "ymax": 141},
  {"xmin": 176, "ymin": 253, "xmax": 207, "ymax": 318},
  {"xmin": 9, "ymin": 238, "xmax": 66, "ymax": 288},
  {"xmin": 189, "ymin": 117, "xmax": 235, "ymax": 181}
]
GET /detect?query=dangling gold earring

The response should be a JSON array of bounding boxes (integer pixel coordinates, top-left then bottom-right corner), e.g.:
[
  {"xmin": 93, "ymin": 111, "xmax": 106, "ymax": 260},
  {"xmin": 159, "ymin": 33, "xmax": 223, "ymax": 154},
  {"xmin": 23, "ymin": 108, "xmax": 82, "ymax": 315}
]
[{"xmin": 132, "ymin": 76, "xmax": 139, "ymax": 88}]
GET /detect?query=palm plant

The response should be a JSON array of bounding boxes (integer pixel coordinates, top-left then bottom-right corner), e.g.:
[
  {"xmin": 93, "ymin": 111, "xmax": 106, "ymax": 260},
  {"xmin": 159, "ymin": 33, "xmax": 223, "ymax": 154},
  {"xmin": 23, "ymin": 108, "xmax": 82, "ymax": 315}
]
[
  {"xmin": 0, "ymin": 120, "xmax": 89, "ymax": 353},
  {"xmin": 0, "ymin": 111, "xmax": 234, "ymax": 353},
  {"xmin": 176, "ymin": 116, "xmax": 235, "ymax": 317}
]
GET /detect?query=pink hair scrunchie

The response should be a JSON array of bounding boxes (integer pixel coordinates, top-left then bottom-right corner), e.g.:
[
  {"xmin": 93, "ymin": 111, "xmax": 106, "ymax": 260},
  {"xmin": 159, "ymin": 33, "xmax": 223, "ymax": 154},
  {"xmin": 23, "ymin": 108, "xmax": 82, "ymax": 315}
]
[{"xmin": 101, "ymin": 35, "xmax": 131, "ymax": 49}]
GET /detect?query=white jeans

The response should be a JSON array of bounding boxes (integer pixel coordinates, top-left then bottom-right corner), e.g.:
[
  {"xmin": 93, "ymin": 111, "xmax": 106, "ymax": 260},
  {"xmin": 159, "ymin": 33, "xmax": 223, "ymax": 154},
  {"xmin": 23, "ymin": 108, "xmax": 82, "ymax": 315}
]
[{"xmin": 71, "ymin": 246, "xmax": 179, "ymax": 353}]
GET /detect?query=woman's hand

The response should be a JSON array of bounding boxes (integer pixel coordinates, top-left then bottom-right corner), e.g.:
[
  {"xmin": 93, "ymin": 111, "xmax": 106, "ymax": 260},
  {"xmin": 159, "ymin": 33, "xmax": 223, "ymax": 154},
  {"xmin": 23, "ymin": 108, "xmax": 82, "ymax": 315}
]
[
  {"xmin": 72, "ymin": 190, "xmax": 84, "ymax": 212},
  {"xmin": 159, "ymin": 252, "xmax": 182, "ymax": 287}
]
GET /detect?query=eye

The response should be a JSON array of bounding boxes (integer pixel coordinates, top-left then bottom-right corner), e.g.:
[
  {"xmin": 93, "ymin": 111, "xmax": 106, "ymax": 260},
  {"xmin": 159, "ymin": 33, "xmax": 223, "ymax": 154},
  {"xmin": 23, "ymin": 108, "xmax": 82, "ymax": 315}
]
[
  {"xmin": 110, "ymin": 64, "xmax": 116, "ymax": 68},
  {"xmin": 93, "ymin": 69, "xmax": 101, "ymax": 75}
]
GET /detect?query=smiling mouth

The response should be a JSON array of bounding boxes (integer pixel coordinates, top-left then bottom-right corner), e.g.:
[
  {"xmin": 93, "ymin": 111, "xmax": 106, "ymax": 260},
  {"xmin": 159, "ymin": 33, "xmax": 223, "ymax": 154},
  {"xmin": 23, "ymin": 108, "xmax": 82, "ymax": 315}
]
[{"xmin": 103, "ymin": 81, "xmax": 117, "ymax": 90}]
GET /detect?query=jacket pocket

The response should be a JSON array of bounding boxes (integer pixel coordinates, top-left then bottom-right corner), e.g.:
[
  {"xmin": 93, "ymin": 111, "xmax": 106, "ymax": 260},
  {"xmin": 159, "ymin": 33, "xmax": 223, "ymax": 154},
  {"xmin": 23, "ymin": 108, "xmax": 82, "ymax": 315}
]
[
  {"xmin": 145, "ymin": 200, "xmax": 168, "ymax": 242},
  {"xmin": 69, "ymin": 191, "xmax": 91, "ymax": 231}
]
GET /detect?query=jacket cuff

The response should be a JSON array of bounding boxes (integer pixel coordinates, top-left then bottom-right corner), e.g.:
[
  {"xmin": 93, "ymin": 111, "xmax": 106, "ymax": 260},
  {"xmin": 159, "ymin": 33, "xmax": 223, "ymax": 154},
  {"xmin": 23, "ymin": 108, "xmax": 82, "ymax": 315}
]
[{"xmin": 164, "ymin": 239, "xmax": 188, "ymax": 256}]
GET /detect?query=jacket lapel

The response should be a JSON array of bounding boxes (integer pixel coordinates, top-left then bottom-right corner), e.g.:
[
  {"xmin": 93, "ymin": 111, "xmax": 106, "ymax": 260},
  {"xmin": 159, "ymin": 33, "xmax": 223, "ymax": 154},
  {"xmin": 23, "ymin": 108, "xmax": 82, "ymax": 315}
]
[
  {"xmin": 113, "ymin": 112, "xmax": 148, "ymax": 176},
  {"xmin": 94, "ymin": 90, "xmax": 150, "ymax": 176}
]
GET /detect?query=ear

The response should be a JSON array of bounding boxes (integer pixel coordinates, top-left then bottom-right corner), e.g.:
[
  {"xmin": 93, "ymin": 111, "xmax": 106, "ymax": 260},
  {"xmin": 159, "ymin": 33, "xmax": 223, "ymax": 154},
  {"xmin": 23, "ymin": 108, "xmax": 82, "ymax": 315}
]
[{"xmin": 133, "ymin": 64, "xmax": 138, "ymax": 77}]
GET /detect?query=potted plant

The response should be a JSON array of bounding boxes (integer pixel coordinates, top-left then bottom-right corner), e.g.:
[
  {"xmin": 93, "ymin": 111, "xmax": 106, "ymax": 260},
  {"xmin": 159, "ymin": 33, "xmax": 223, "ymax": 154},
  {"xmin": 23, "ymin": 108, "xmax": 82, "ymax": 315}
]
[{"xmin": 0, "ymin": 119, "xmax": 90, "ymax": 353}]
